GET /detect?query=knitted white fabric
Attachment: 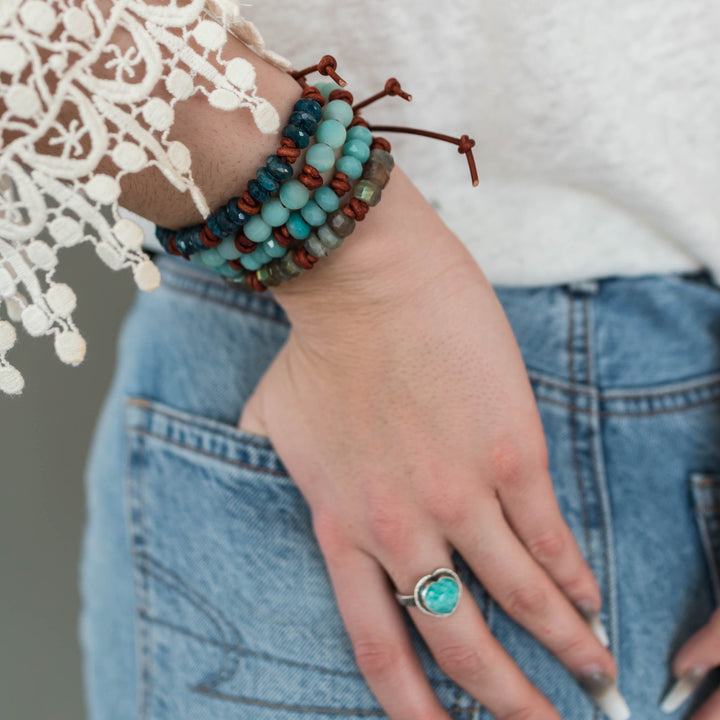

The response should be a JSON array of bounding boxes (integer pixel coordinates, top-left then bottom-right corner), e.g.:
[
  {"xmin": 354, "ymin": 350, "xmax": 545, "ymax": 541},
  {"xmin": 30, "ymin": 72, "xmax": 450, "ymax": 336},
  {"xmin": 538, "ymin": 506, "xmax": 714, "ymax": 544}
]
[{"xmin": 0, "ymin": 0, "xmax": 290, "ymax": 395}]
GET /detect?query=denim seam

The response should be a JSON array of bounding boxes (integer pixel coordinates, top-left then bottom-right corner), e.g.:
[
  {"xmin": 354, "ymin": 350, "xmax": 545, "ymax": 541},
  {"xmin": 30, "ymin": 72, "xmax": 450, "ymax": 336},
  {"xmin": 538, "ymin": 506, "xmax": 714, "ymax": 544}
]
[{"xmin": 689, "ymin": 474, "xmax": 720, "ymax": 605}]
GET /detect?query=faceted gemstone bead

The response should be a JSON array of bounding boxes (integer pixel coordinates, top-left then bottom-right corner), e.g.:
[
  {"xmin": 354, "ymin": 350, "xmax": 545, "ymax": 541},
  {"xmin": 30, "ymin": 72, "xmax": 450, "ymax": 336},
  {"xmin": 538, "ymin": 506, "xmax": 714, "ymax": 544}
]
[
  {"xmin": 243, "ymin": 214, "xmax": 272, "ymax": 243},
  {"xmin": 200, "ymin": 247, "xmax": 226, "ymax": 267},
  {"xmin": 314, "ymin": 186, "xmax": 340, "ymax": 212},
  {"xmin": 207, "ymin": 213, "xmax": 231, "ymax": 240},
  {"xmin": 289, "ymin": 110, "xmax": 318, "ymax": 136},
  {"xmin": 256, "ymin": 265, "xmax": 280, "ymax": 286},
  {"xmin": 300, "ymin": 200, "xmax": 327, "ymax": 227},
  {"xmin": 327, "ymin": 209, "xmax": 356, "ymax": 237},
  {"xmin": 225, "ymin": 198, "xmax": 248, "ymax": 225},
  {"xmin": 323, "ymin": 99, "xmax": 353, "ymax": 127},
  {"xmin": 343, "ymin": 139, "xmax": 370, "ymax": 163},
  {"xmin": 266, "ymin": 260, "xmax": 286, "ymax": 285},
  {"xmin": 316, "ymin": 119, "xmax": 347, "ymax": 149},
  {"xmin": 215, "ymin": 206, "xmax": 239, "ymax": 235},
  {"xmin": 336, "ymin": 155, "xmax": 363, "ymax": 180},
  {"xmin": 353, "ymin": 179, "xmax": 381, "ymax": 206},
  {"xmin": 263, "ymin": 238, "xmax": 287, "ymax": 258},
  {"xmin": 279, "ymin": 252, "xmax": 304, "ymax": 278},
  {"xmin": 279, "ymin": 179, "xmax": 310, "ymax": 210},
  {"xmin": 217, "ymin": 235, "xmax": 243, "ymax": 260},
  {"xmin": 306, "ymin": 142, "xmax": 336, "ymax": 173},
  {"xmin": 369, "ymin": 148, "xmax": 395, "ymax": 171},
  {"xmin": 261, "ymin": 198, "xmax": 290, "ymax": 227},
  {"xmin": 247, "ymin": 179, "xmax": 270, "ymax": 203},
  {"xmin": 317, "ymin": 224, "xmax": 344, "ymax": 249},
  {"xmin": 173, "ymin": 232, "xmax": 191, "ymax": 256},
  {"xmin": 314, "ymin": 81, "xmax": 342, "ymax": 100},
  {"xmin": 346, "ymin": 125, "xmax": 373, "ymax": 145},
  {"xmin": 286, "ymin": 211, "xmax": 311, "ymax": 240},
  {"xmin": 361, "ymin": 161, "xmax": 390, "ymax": 189},
  {"xmin": 155, "ymin": 225, "xmax": 172, "ymax": 243},
  {"xmin": 184, "ymin": 226, "xmax": 205, "ymax": 253},
  {"xmin": 282, "ymin": 123, "xmax": 310, "ymax": 148},
  {"xmin": 272, "ymin": 259, "xmax": 294, "ymax": 283},
  {"xmin": 305, "ymin": 232, "xmax": 330, "ymax": 258},
  {"xmin": 422, "ymin": 577, "xmax": 460, "ymax": 615},
  {"xmin": 225, "ymin": 274, "xmax": 252, "ymax": 292},
  {"xmin": 265, "ymin": 155, "xmax": 293, "ymax": 182},
  {"xmin": 294, "ymin": 97, "xmax": 323, "ymax": 122},
  {"xmin": 256, "ymin": 167, "xmax": 281, "ymax": 193}
]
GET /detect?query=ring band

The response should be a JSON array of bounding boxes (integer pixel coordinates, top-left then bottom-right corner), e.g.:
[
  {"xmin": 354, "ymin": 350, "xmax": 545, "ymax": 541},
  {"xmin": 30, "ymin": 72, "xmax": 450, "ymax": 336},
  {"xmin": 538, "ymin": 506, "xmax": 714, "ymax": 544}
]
[{"xmin": 394, "ymin": 567, "xmax": 462, "ymax": 617}]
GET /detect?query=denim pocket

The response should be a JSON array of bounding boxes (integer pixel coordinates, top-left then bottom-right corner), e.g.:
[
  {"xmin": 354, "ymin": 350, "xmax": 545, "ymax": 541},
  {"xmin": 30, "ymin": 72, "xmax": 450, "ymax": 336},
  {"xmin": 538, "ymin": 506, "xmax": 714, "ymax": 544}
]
[
  {"xmin": 688, "ymin": 472, "xmax": 720, "ymax": 605},
  {"xmin": 123, "ymin": 395, "xmax": 384, "ymax": 720}
]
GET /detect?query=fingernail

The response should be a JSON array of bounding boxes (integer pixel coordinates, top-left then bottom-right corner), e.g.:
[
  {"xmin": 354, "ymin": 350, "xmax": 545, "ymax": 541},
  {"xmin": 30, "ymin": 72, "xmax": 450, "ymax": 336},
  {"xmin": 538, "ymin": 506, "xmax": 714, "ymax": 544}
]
[
  {"xmin": 576, "ymin": 601, "xmax": 610, "ymax": 648},
  {"xmin": 577, "ymin": 668, "xmax": 632, "ymax": 720},
  {"xmin": 659, "ymin": 666, "xmax": 707, "ymax": 714}
]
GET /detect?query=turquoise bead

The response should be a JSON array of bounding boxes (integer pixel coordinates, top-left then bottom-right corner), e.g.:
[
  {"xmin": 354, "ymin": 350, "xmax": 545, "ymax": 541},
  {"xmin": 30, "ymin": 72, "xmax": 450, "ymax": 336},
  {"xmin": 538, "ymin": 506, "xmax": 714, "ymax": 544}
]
[
  {"xmin": 263, "ymin": 238, "xmax": 287, "ymax": 258},
  {"xmin": 315, "ymin": 81, "xmax": 342, "ymax": 100},
  {"xmin": 217, "ymin": 235, "xmax": 242, "ymax": 260},
  {"xmin": 316, "ymin": 119, "xmax": 347, "ymax": 149},
  {"xmin": 261, "ymin": 198, "xmax": 290, "ymax": 227},
  {"xmin": 217, "ymin": 263, "xmax": 244, "ymax": 277},
  {"xmin": 200, "ymin": 248, "xmax": 226, "ymax": 267},
  {"xmin": 240, "ymin": 253, "xmax": 264, "ymax": 271},
  {"xmin": 346, "ymin": 125, "xmax": 373, "ymax": 145},
  {"xmin": 317, "ymin": 224, "xmax": 344, "ymax": 249},
  {"xmin": 300, "ymin": 200, "xmax": 327, "ymax": 227},
  {"xmin": 286, "ymin": 211, "xmax": 311, "ymax": 240},
  {"xmin": 252, "ymin": 243, "xmax": 271, "ymax": 263},
  {"xmin": 336, "ymin": 155, "xmax": 363, "ymax": 179},
  {"xmin": 306, "ymin": 142, "xmax": 336, "ymax": 172},
  {"xmin": 279, "ymin": 179, "xmax": 310, "ymax": 210},
  {"xmin": 190, "ymin": 253, "xmax": 206, "ymax": 267},
  {"xmin": 243, "ymin": 214, "xmax": 272, "ymax": 242},
  {"xmin": 314, "ymin": 186, "xmax": 340, "ymax": 212},
  {"xmin": 343, "ymin": 139, "xmax": 370, "ymax": 163},
  {"xmin": 323, "ymin": 99, "xmax": 353, "ymax": 128},
  {"xmin": 422, "ymin": 577, "xmax": 460, "ymax": 615}
]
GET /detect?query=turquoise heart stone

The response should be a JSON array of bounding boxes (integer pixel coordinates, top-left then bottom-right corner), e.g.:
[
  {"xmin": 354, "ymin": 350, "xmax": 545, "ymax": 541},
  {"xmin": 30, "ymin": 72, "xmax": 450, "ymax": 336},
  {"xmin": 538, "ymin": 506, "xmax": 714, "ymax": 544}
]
[{"xmin": 422, "ymin": 577, "xmax": 460, "ymax": 614}]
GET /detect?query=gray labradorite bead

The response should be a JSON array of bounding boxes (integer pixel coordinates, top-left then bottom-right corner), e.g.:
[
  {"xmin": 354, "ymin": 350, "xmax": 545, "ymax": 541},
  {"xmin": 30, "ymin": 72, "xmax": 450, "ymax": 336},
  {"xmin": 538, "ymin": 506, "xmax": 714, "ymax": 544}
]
[
  {"xmin": 361, "ymin": 161, "xmax": 390, "ymax": 189},
  {"xmin": 353, "ymin": 179, "xmax": 382, "ymax": 206},
  {"xmin": 305, "ymin": 232, "xmax": 331, "ymax": 258},
  {"xmin": 369, "ymin": 148, "xmax": 395, "ymax": 172},
  {"xmin": 266, "ymin": 261, "xmax": 285, "ymax": 285},
  {"xmin": 256, "ymin": 265, "xmax": 280, "ymax": 287},
  {"xmin": 317, "ymin": 224, "xmax": 344, "ymax": 249},
  {"xmin": 327, "ymin": 209, "xmax": 356, "ymax": 238},
  {"xmin": 279, "ymin": 251, "xmax": 303, "ymax": 278},
  {"xmin": 225, "ymin": 275, "xmax": 253, "ymax": 292}
]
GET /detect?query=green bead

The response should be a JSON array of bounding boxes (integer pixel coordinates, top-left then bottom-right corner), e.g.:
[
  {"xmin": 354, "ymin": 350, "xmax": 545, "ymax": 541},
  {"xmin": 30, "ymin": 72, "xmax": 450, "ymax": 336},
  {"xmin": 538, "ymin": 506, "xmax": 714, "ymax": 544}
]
[
  {"xmin": 315, "ymin": 81, "xmax": 342, "ymax": 100},
  {"xmin": 216, "ymin": 235, "xmax": 242, "ymax": 260},
  {"xmin": 314, "ymin": 186, "xmax": 340, "ymax": 212},
  {"xmin": 323, "ymin": 99, "xmax": 353, "ymax": 128},
  {"xmin": 279, "ymin": 252, "xmax": 303, "ymax": 278},
  {"xmin": 266, "ymin": 260, "xmax": 286, "ymax": 284},
  {"xmin": 305, "ymin": 232, "xmax": 330, "ymax": 258},
  {"xmin": 256, "ymin": 265, "xmax": 280, "ymax": 287},
  {"xmin": 306, "ymin": 142, "xmax": 336, "ymax": 173},
  {"xmin": 261, "ymin": 198, "xmax": 290, "ymax": 227},
  {"xmin": 316, "ymin": 119, "xmax": 347, "ymax": 149},
  {"xmin": 300, "ymin": 200, "xmax": 327, "ymax": 227},
  {"xmin": 279, "ymin": 179, "xmax": 310, "ymax": 210},
  {"xmin": 343, "ymin": 139, "xmax": 370, "ymax": 163},
  {"xmin": 346, "ymin": 125, "xmax": 373, "ymax": 144},
  {"xmin": 317, "ymin": 224, "xmax": 344, "ymax": 249},
  {"xmin": 225, "ymin": 273, "xmax": 251, "ymax": 291},
  {"xmin": 263, "ymin": 238, "xmax": 287, "ymax": 258},
  {"xmin": 369, "ymin": 148, "xmax": 395, "ymax": 171},
  {"xmin": 327, "ymin": 209, "xmax": 355, "ymax": 237},
  {"xmin": 286, "ymin": 211, "xmax": 311, "ymax": 240},
  {"xmin": 422, "ymin": 577, "xmax": 460, "ymax": 615},
  {"xmin": 200, "ymin": 247, "xmax": 226, "ymax": 267},
  {"xmin": 353, "ymin": 179, "xmax": 382, "ymax": 206},
  {"xmin": 243, "ymin": 214, "xmax": 272, "ymax": 242},
  {"xmin": 336, "ymin": 155, "xmax": 363, "ymax": 180}
]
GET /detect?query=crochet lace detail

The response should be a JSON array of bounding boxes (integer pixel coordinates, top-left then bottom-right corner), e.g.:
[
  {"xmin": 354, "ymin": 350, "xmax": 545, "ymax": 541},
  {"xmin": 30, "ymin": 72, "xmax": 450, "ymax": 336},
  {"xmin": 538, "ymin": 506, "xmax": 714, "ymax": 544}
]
[{"xmin": 0, "ymin": 0, "xmax": 291, "ymax": 394}]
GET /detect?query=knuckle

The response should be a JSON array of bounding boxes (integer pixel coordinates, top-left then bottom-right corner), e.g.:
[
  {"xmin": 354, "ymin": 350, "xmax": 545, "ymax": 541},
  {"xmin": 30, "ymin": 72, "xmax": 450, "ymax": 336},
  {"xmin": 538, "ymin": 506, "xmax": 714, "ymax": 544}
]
[
  {"xmin": 435, "ymin": 643, "xmax": 489, "ymax": 678},
  {"xmin": 527, "ymin": 528, "xmax": 567, "ymax": 563},
  {"xmin": 312, "ymin": 509, "xmax": 348, "ymax": 555},
  {"xmin": 504, "ymin": 585, "xmax": 549, "ymax": 618},
  {"xmin": 354, "ymin": 638, "xmax": 402, "ymax": 676},
  {"xmin": 502, "ymin": 705, "xmax": 540, "ymax": 720},
  {"xmin": 489, "ymin": 437, "xmax": 527, "ymax": 485},
  {"xmin": 364, "ymin": 489, "xmax": 415, "ymax": 555}
]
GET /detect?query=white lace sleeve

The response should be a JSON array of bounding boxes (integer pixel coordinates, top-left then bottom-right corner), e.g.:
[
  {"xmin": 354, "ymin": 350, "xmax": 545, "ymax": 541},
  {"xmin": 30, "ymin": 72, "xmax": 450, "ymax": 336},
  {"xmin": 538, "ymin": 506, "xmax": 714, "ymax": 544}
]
[{"xmin": 0, "ymin": 0, "xmax": 291, "ymax": 395}]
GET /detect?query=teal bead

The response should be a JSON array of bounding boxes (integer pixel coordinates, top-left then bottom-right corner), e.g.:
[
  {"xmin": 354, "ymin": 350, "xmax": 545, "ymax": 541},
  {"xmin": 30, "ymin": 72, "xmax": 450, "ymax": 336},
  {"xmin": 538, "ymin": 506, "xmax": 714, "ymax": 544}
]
[
  {"xmin": 261, "ymin": 198, "xmax": 290, "ymax": 227},
  {"xmin": 279, "ymin": 179, "xmax": 310, "ymax": 210},
  {"xmin": 323, "ymin": 99, "xmax": 353, "ymax": 127},
  {"xmin": 263, "ymin": 238, "xmax": 287, "ymax": 258},
  {"xmin": 317, "ymin": 224, "xmax": 344, "ymax": 249},
  {"xmin": 316, "ymin": 119, "xmax": 347, "ymax": 149},
  {"xmin": 240, "ymin": 253, "xmax": 264, "ymax": 271},
  {"xmin": 252, "ymin": 243, "xmax": 271, "ymax": 264},
  {"xmin": 200, "ymin": 247, "xmax": 226, "ymax": 267},
  {"xmin": 286, "ymin": 211, "xmax": 311, "ymax": 240},
  {"xmin": 217, "ymin": 263, "xmax": 244, "ymax": 278},
  {"xmin": 314, "ymin": 186, "xmax": 340, "ymax": 212},
  {"xmin": 243, "ymin": 214, "xmax": 272, "ymax": 242},
  {"xmin": 315, "ymin": 81, "xmax": 342, "ymax": 100},
  {"xmin": 300, "ymin": 200, "xmax": 327, "ymax": 227},
  {"xmin": 422, "ymin": 577, "xmax": 460, "ymax": 615},
  {"xmin": 217, "ymin": 235, "xmax": 242, "ymax": 260},
  {"xmin": 346, "ymin": 125, "xmax": 373, "ymax": 145},
  {"xmin": 343, "ymin": 139, "xmax": 371, "ymax": 163},
  {"xmin": 306, "ymin": 142, "xmax": 336, "ymax": 172},
  {"xmin": 190, "ymin": 253, "xmax": 206, "ymax": 267},
  {"xmin": 336, "ymin": 155, "xmax": 363, "ymax": 179}
]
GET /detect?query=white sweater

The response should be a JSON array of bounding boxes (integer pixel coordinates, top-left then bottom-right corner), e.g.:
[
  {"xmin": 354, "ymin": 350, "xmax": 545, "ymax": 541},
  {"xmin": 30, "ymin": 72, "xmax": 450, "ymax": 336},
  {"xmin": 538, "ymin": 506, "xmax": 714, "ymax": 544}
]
[{"xmin": 236, "ymin": 0, "xmax": 720, "ymax": 287}]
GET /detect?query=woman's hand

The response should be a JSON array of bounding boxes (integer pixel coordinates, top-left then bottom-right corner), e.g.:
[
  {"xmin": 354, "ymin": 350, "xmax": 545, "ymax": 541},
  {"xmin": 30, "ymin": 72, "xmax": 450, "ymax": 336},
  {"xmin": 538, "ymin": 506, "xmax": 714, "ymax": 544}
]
[
  {"xmin": 660, "ymin": 607, "xmax": 720, "ymax": 717},
  {"xmin": 239, "ymin": 166, "xmax": 624, "ymax": 720}
]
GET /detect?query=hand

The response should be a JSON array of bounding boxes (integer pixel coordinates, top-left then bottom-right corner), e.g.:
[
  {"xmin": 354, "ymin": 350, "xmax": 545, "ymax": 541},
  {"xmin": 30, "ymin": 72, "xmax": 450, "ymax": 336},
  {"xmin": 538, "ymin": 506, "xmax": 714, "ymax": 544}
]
[
  {"xmin": 660, "ymin": 607, "xmax": 720, "ymax": 717},
  {"xmin": 239, "ymin": 166, "xmax": 623, "ymax": 720}
]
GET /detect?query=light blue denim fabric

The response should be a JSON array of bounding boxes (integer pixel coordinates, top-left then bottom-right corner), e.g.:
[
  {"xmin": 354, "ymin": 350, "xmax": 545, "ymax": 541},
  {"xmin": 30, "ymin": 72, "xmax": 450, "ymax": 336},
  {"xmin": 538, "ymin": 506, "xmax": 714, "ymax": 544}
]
[{"xmin": 80, "ymin": 250, "xmax": 720, "ymax": 719}]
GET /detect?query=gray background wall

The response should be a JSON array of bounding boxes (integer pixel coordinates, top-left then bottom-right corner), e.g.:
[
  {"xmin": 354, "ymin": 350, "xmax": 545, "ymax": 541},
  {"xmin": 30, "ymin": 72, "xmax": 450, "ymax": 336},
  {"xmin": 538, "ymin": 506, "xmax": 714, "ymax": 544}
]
[{"xmin": 0, "ymin": 240, "xmax": 136, "ymax": 720}]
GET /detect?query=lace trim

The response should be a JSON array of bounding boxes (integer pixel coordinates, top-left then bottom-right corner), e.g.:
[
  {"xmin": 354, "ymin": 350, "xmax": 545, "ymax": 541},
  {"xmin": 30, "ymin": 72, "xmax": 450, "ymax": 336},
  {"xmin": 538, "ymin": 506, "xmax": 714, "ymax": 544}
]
[{"xmin": 0, "ymin": 0, "xmax": 291, "ymax": 394}]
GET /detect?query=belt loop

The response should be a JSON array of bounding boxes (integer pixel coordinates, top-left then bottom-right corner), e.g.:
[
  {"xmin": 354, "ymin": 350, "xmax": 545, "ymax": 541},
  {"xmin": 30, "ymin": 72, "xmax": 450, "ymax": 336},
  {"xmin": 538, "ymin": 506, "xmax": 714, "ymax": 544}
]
[{"xmin": 566, "ymin": 278, "xmax": 599, "ymax": 295}]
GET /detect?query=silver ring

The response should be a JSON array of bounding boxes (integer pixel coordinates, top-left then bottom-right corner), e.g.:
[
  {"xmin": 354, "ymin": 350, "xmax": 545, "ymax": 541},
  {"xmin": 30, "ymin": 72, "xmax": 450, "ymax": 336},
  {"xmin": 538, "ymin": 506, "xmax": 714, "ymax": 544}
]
[{"xmin": 394, "ymin": 566, "xmax": 462, "ymax": 617}]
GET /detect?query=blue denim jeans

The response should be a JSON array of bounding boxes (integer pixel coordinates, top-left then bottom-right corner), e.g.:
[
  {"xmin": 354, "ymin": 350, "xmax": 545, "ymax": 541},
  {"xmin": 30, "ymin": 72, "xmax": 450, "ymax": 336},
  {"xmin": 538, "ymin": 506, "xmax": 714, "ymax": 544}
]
[{"xmin": 80, "ymin": 250, "xmax": 720, "ymax": 719}]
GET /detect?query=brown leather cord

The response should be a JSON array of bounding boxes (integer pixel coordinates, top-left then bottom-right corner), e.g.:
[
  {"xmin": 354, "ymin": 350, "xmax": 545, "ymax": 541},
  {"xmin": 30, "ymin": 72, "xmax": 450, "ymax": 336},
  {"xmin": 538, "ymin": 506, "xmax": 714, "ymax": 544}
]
[
  {"xmin": 290, "ymin": 55, "xmax": 347, "ymax": 87},
  {"xmin": 353, "ymin": 78, "xmax": 412, "ymax": 112}
]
